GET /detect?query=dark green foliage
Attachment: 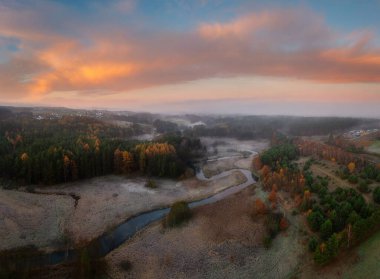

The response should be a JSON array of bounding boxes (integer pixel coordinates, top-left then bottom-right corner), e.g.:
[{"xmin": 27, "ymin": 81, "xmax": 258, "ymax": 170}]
[
  {"xmin": 185, "ymin": 115, "xmax": 368, "ymax": 139},
  {"xmin": 300, "ymin": 197, "xmax": 315, "ymax": 212},
  {"xmin": 320, "ymin": 220, "xmax": 333, "ymax": 240},
  {"xmin": 305, "ymin": 170, "xmax": 380, "ymax": 265},
  {"xmin": 338, "ymin": 167, "xmax": 350, "ymax": 180},
  {"xmin": 0, "ymin": 116, "xmax": 203, "ymax": 185},
  {"xmin": 265, "ymin": 212, "xmax": 282, "ymax": 238},
  {"xmin": 348, "ymin": 175, "xmax": 358, "ymax": 184},
  {"xmin": 263, "ymin": 236, "xmax": 272, "ymax": 249},
  {"xmin": 163, "ymin": 201, "xmax": 192, "ymax": 228},
  {"xmin": 304, "ymin": 171, "xmax": 314, "ymax": 186},
  {"xmin": 145, "ymin": 179, "xmax": 157, "ymax": 189},
  {"xmin": 376, "ymin": 174, "xmax": 380, "ymax": 182},
  {"xmin": 314, "ymin": 234, "xmax": 340, "ymax": 265},
  {"xmin": 307, "ymin": 211, "xmax": 324, "ymax": 231},
  {"xmin": 303, "ymin": 159, "xmax": 314, "ymax": 172},
  {"xmin": 260, "ymin": 143, "xmax": 298, "ymax": 170},
  {"xmin": 361, "ymin": 165, "xmax": 380, "ymax": 181},
  {"xmin": 346, "ymin": 145, "xmax": 364, "ymax": 153},
  {"xmin": 373, "ymin": 187, "xmax": 380, "ymax": 204},
  {"xmin": 262, "ymin": 212, "xmax": 284, "ymax": 249},
  {"xmin": 357, "ymin": 180, "xmax": 370, "ymax": 193},
  {"xmin": 308, "ymin": 237, "xmax": 319, "ymax": 252},
  {"xmin": 71, "ymin": 248, "xmax": 108, "ymax": 279},
  {"xmin": 320, "ymin": 177, "xmax": 329, "ymax": 188}
]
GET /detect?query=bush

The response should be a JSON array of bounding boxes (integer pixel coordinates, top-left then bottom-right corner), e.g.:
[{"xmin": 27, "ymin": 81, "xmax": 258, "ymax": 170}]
[
  {"xmin": 265, "ymin": 212, "xmax": 282, "ymax": 238},
  {"xmin": 313, "ymin": 234, "xmax": 340, "ymax": 265},
  {"xmin": 307, "ymin": 211, "xmax": 324, "ymax": 231},
  {"xmin": 308, "ymin": 237, "xmax": 319, "ymax": 252},
  {"xmin": 119, "ymin": 260, "xmax": 132, "ymax": 271},
  {"xmin": 320, "ymin": 219, "xmax": 333, "ymax": 240},
  {"xmin": 263, "ymin": 236, "xmax": 272, "ymax": 249},
  {"xmin": 348, "ymin": 175, "xmax": 358, "ymax": 184},
  {"xmin": 145, "ymin": 179, "xmax": 157, "ymax": 189},
  {"xmin": 163, "ymin": 201, "xmax": 192, "ymax": 228},
  {"xmin": 26, "ymin": 185, "xmax": 35, "ymax": 193},
  {"xmin": 279, "ymin": 217, "xmax": 289, "ymax": 230},
  {"xmin": 71, "ymin": 248, "xmax": 108, "ymax": 279},
  {"xmin": 254, "ymin": 199, "xmax": 267, "ymax": 215},
  {"xmin": 357, "ymin": 180, "xmax": 369, "ymax": 193}
]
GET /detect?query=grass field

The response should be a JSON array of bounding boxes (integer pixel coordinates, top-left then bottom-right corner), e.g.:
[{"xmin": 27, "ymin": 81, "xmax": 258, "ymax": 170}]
[
  {"xmin": 342, "ymin": 231, "xmax": 380, "ymax": 279},
  {"xmin": 367, "ymin": 141, "xmax": 380, "ymax": 155}
]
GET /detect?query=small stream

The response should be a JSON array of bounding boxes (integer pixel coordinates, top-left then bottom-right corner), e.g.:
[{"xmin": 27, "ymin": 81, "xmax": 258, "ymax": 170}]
[{"xmin": 29, "ymin": 151, "xmax": 260, "ymax": 266}]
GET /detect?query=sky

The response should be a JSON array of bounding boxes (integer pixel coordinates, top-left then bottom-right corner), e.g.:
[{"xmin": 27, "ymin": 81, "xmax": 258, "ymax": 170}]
[{"xmin": 0, "ymin": 0, "xmax": 380, "ymax": 117}]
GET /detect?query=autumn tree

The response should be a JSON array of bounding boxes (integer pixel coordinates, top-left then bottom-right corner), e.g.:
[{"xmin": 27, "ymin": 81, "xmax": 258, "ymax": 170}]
[
  {"xmin": 254, "ymin": 199, "xmax": 267, "ymax": 215},
  {"xmin": 347, "ymin": 162, "xmax": 356, "ymax": 173},
  {"xmin": 279, "ymin": 217, "xmax": 289, "ymax": 230}
]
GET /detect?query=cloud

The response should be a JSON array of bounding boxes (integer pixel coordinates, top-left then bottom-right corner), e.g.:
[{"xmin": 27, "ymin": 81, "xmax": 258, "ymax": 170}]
[{"xmin": 0, "ymin": 3, "xmax": 379, "ymax": 102}]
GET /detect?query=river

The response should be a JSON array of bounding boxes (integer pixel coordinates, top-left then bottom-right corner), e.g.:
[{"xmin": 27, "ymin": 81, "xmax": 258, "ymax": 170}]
[{"xmin": 26, "ymin": 151, "xmax": 260, "ymax": 267}]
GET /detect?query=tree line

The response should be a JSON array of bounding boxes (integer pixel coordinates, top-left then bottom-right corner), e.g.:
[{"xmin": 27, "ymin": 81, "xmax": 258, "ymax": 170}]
[{"xmin": 0, "ymin": 117, "xmax": 203, "ymax": 186}]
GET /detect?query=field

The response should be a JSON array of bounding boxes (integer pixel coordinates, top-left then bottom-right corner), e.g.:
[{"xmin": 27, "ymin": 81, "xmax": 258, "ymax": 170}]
[
  {"xmin": 106, "ymin": 186, "xmax": 305, "ymax": 279},
  {"xmin": 0, "ymin": 189, "xmax": 74, "ymax": 251},
  {"xmin": 343, "ymin": 230, "xmax": 380, "ymax": 279},
  {"xmin": 0, "ymin": 170, "xmax": 245, "ymax": 250},
  {"xmin": 367, "ymin": 141, "xmax": 380, "ymax": 155},
  {"xmin": 200, "ymin": 137, "xmax": 268, "ymax": 178}
]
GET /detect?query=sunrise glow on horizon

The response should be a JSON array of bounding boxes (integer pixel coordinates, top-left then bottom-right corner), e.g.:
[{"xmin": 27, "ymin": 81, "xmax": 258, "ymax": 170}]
[{"xmin": 1, "ymin": 0, "xmax": 380, "ymax": 117}]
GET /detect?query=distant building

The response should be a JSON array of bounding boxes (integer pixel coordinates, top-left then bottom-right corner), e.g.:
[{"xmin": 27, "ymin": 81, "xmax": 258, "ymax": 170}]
[{"xmin": 189, "ymin": 121, "xmax": 206, "ymax": 128}]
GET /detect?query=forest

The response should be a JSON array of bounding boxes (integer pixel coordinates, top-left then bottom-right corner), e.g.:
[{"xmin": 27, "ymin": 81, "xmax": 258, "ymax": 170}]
[
  {"xmin": 184, "ymin": 115, "xmax": 378, "ymax": 139},
  {"xmin": 255, "ymin": 139, "xmax": 380, "ymax": 265},
  {"xmin": 0, "ymin": 113, "xmax": 203, "ymax": 186}
]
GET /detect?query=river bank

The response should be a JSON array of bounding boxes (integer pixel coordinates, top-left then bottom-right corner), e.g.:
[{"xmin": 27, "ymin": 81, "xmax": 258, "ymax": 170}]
[{"xmin": 0, "ymin": 171, "xmax": 246, "ymax": 251}]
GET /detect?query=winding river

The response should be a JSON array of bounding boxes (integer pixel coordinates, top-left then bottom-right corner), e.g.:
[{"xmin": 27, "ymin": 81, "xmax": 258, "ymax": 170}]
[{"xmin": 31, "ymin": 151, "xmax": 259, "ymax": 266}]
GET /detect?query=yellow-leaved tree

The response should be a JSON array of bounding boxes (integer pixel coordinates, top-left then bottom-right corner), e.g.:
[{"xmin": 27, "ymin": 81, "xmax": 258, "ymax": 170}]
[{"xmin": 347, "ymin": 162, "xmax": 356, "ymax": 173}]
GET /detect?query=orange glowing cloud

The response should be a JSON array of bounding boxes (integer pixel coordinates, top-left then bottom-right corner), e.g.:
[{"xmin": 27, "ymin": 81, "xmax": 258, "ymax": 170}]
[{"xmin": 0, "ymin": 3, "xmax": 380, "ymax": 106}]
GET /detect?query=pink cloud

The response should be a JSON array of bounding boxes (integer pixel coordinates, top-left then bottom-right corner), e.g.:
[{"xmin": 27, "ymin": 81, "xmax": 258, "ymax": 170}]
[{"xmin": 0, "ymin": 4, "xmax": 379, "ymax": 104}]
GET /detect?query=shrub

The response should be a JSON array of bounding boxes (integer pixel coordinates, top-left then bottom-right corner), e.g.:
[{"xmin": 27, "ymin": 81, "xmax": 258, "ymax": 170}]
[
  {"xmin": 263, "ymin": 236, "xmax": 272, "ymax": 249},
  {"xmin": 308, "ymin": 237, "xmax": 319, "ymax": 252},
  {"xmin": 268, "ymin": 190, "xmax": 277, "ymax": 203},
  {"xmin": 145, "ymin": 179, "xmax": 157, "ymax": 189},
  {"xmin": 279, "ymin": 217, "xmax": 289, "ymax": 231},
  {"xmin": 313, "ymin": 234, "xmax": 340, "ymax": 265},
  {"xmin": 119, "ymin": 260, "xmax": 132, "ymax": 271},
  {"xmin": 254, "ymin": 199, "xmax": 267, "ymax": 215},
  {"xmin": 348, "ymin": 175, "xmax": 358, "ymax": 184},
  {"xmin": 72, "ymin": 248, "xmax": 108, "ymax": 279},
  {"xmin": 265, "ymin": 212, "xmax": 281, "ymax": 238},
  {"xmin": 307, "ymin": 211, "xmax": 324, "ymax": 231},
  {"xmin": 26, "ymin": 185, "xmax": 35, "ymax": 193},
  {"xmin": 163, "ymin": 201, "xmax": 192, "ymax": 228},
  {"xmin": 320, "ymin": 219, "xmax": 333, "ymax": 240},
  {"xmin": 357, "ymin": 180, "xmax": 369, "ymax": 193}
]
